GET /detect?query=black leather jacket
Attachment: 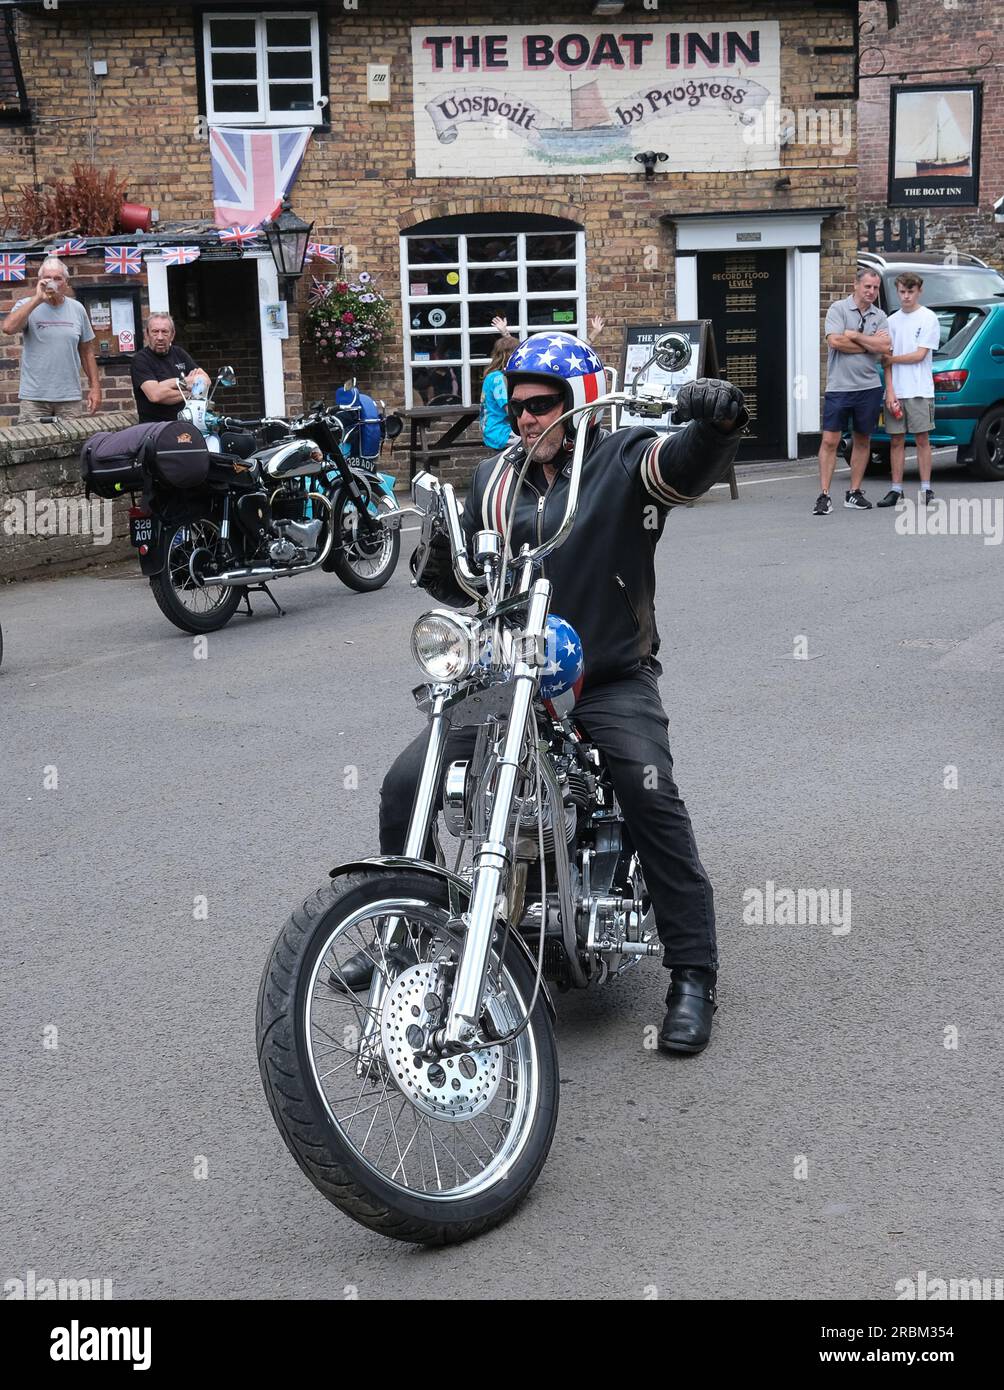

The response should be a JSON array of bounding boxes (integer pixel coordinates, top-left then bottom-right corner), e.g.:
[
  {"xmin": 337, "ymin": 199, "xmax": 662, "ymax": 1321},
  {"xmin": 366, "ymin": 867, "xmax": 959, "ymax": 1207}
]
[{"xmin": 418, "ymin": 419, "xmax": 743, "ymax": 690}]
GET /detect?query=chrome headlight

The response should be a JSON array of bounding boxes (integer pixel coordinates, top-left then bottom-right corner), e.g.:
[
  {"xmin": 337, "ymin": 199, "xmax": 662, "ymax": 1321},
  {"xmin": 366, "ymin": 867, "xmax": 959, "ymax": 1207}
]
[{"xmin": 411, "ymin": 611, "xmax": 483, "ymax": 683}]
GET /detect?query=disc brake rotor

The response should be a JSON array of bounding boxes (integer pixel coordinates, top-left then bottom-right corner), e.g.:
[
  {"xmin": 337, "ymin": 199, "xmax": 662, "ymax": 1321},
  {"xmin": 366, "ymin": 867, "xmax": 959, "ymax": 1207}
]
[{"xmin": 380, "ymin": 963, "xmax": 503, "ymax": 1121}]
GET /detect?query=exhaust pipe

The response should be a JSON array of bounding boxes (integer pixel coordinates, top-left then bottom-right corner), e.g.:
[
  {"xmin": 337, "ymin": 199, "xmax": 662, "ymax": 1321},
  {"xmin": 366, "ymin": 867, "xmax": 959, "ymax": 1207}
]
[{"xmin": 200, "ymin": 501, "xmax": 414, "ymax": 589}]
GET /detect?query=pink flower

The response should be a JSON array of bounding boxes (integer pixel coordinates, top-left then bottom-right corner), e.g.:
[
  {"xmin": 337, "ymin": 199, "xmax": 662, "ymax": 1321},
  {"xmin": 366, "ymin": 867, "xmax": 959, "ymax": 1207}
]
[{"xmin": 342, "ymin": 311, "xmax": 355, "ymax": 324}]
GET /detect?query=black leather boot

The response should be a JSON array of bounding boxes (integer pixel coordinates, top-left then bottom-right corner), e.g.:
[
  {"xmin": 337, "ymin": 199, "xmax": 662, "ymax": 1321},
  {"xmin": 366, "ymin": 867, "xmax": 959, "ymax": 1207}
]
[
  {"xmin": 330, "ymin": 947, "xmax": 375, "ymax": 994},
  {"xmin": 329, "ymin": 933, "xmax": 430, "ymax": 995},
  {"xmin": 658, "ymin": 967, "xmax": 717, "ymax": 1055}
]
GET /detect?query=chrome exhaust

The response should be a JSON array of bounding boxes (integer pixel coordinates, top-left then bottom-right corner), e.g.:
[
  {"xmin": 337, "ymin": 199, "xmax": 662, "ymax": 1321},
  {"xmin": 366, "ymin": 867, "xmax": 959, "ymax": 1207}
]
[{"xmin": 202, "ymin": 499, "xmax": 414, "ymax": 588}]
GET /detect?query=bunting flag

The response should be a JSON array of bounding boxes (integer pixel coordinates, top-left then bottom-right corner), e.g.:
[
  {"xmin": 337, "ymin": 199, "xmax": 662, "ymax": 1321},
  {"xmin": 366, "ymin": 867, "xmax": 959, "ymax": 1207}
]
[
  {"xmin": 306, "ymin": 242, "xmax": 342, "ymax": 264},
  {"xmin": 308, "ymin": 277, "xmax": 333, "ymax": 305},
  {"xmin": 161, "ymin": 247, "xmax": 201, "ymax": 266},
  {"xmin": 209, "ymin": 125, "xmax": 312, "ymax": 228},
  {"xmin": 0, "ymin": 253, "xmax": 27, "ymax": 281},
  {"xmin": 105, "ymin": 246, "xmax": 143, "ymax": 274},
  {"xmin": 216, "ymin": 224, "xmax": 261, "ymax": 245},
  {"xmin": 48, "ymin": 239, "xmax": 87, "ymax": 257}
]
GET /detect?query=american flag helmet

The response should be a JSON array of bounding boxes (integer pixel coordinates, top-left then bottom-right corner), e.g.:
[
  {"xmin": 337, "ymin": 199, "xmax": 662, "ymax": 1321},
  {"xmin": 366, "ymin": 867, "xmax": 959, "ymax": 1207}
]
[
  {"xmin": 504, "ymin": 332, "xmax": 606, "ymax": 431},
  {"xmin": 539, "ymin": 614, "xmax": 585, "ymax": 718}
]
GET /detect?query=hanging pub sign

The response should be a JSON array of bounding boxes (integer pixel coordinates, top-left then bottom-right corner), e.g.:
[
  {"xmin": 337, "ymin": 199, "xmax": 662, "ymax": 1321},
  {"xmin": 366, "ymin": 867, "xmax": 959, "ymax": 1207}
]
[
  {"xmin": 888, "ymin": 83, "xmax": 982, "ymax": 207},
  {"xmin": 411, "ymin": 23, "xmax": 781, "ymax": 178}
]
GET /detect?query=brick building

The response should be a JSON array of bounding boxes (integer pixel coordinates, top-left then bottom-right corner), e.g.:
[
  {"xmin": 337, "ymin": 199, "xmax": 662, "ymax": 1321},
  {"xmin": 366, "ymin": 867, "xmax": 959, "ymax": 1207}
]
[
  {"xmin": 858, "ymin": 0, "xmax": 1004, "ymax": 266},
  {"xmin": 0, "ymin": 0, "xmax": 871, "ymax": 461}
]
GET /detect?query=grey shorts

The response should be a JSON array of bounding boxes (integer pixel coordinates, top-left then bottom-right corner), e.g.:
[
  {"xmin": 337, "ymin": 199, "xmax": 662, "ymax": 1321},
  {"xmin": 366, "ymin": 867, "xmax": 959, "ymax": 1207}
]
[{"xmin": 887, "ymin": 397, "xmax": 935, "ymax": 435}]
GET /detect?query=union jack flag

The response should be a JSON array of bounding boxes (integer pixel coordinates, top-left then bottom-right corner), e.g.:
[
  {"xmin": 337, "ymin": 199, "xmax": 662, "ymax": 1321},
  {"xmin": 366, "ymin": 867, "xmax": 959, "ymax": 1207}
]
[
  {"xmin": 216, "ymin": 224, "xmax": 261, "ymax": 245},
  {"xmin": 161, "ymin": 246, "xmax": 201, "ymax": 266},
  {"xmin": 306, "ymin": 242, "xmax": 342, "ymax": 264},
  {"xmin": 209, "ymin": 125, "xmax": 312, "ymax": 229},
  {"xmin": 308, "ymin": 277, "xmax": 333, "ymax": 306},
  {"xmin": 105, "ymin": 246, "xmax": 142, "ymax": 275},
  {"xmin": 0, "ymin": 253, "xmax": 27, "ymax": 281},
  {"xmin": 48, "ymin": 239, "xmax": 87, "ymax": 257}
]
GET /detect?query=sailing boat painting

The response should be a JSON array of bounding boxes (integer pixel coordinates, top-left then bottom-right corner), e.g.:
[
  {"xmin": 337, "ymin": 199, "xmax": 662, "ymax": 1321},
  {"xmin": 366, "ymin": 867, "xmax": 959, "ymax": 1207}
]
[
  {"xmin": 890, "ymin": 85, "xmax": 980, "ymax": 206},
  {"xmin": 532, "ymin": 79, "xmax": 633, "ymax": 165}
]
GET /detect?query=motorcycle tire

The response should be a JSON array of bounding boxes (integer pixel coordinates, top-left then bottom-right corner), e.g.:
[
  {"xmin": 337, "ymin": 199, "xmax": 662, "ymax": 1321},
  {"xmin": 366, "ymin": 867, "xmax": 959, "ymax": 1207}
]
[
  {"xmin": 328, "ymin": 490, "xmax": 401, "ymax": 593},
  {"xmin": 148, "ymin": 516, "xmax": 243, "ymax": 634},
  {"xmin": 257, "ymin": 870, "xmax": 559, "ymax": 1246}
]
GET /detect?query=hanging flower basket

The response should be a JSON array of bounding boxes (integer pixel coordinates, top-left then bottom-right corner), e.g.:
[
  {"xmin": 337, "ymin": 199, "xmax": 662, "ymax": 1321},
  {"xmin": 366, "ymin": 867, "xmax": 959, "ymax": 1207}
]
[{"xmin": 305, "ymin": 271, "xmax": 391, "ymax": 370}]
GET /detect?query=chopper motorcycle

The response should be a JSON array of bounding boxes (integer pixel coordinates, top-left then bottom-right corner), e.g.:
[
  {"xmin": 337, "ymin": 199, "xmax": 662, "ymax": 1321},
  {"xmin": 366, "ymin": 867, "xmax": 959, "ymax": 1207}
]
[
  {"xmin": 255, "ymin": 334, "xmax": 696, "ymax": 1244},
  {"xmin": 80, "ymin": 368, "xmax": 406, "ymax": 634}
]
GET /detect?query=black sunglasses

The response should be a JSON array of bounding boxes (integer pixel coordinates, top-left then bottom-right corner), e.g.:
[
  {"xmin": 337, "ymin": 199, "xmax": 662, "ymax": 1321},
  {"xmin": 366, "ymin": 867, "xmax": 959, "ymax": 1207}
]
[{"xmin": 509, "ymin": 393, "xmax": 564, "ymax": 419}]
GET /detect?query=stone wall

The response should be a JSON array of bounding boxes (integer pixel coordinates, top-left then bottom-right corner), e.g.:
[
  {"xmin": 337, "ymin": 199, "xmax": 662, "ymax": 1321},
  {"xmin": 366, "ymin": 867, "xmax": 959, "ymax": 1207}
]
[{"xmin": 0, "ymin": 410, "xmax": 138, "ymax": 580}]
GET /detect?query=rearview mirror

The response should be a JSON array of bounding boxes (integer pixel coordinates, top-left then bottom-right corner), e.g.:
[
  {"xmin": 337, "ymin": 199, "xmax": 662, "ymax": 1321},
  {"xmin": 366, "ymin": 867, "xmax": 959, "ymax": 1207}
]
[
  {"xmin": 384, "ymin": 412, "xmax": 404, "ymax": 440},
  {"xmin": 217, "ymin": 365, "xmax": 237, "ymax": 388},
  {"xmin": 653, "ymin": 333, "xmax": 692, "ymax": 374}
]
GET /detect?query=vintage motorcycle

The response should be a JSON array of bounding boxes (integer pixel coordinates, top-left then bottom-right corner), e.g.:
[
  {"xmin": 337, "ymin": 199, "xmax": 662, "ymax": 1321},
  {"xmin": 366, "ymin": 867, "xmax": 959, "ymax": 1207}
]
[
  {"xmin": 256, "ymin": 333, "xmax": 693, "ymax": 1244},
  {"xmin": 81, "ymin": 368, "xmax": 406, "ymax": 634}
]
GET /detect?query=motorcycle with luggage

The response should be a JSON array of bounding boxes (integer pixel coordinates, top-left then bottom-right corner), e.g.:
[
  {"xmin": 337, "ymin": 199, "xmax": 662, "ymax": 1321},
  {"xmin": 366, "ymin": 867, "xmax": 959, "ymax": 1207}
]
[
  {"xmin": 255, "ymin": 334, "xmax": 693, "ymax": 1244},
  {"xmin": 79, "ymin": 368, "xmax": 407, "ymax": 633}
]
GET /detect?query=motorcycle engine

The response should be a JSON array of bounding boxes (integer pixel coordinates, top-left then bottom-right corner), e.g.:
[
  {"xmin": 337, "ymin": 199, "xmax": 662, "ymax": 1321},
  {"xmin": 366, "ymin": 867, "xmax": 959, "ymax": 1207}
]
[{"xmin": 269, "ymin": 517, "xmax": 323, "ymax": 565}]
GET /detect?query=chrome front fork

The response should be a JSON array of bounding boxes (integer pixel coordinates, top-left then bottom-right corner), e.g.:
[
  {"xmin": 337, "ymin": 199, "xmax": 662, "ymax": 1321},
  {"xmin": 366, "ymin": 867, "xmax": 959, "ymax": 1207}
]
[
  {"xmin": 443, "ymin": 580, "xmax": 550, "ymax": 1047},
  {"xmin": 362, "ymin": 577, "xmax": 550, "ymax": 1061}
]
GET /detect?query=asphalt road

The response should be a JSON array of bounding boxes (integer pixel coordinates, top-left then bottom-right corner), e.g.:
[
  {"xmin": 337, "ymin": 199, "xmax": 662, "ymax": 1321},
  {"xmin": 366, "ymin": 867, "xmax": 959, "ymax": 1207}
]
[{"xmin": 2, "ymin": 452, "xmax": 1003, "ymax": 1301}]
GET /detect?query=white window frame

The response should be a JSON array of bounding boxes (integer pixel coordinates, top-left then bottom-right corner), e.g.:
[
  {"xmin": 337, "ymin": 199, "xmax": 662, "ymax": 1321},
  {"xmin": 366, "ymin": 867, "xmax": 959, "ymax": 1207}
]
[
  {"xmin": 203, "ymin": 10, "xmax": 322, "ymax": 127},
  {"xmin": 400, "ymin": 230, "xmax": 587, "ymax": 408}
]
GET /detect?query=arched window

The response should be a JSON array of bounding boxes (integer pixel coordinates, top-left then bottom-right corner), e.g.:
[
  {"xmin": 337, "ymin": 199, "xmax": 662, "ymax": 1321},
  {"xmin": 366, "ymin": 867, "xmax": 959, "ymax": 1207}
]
[{"xmin": 400, "ymin": 212, "xmax": 586, "ymax": 408}]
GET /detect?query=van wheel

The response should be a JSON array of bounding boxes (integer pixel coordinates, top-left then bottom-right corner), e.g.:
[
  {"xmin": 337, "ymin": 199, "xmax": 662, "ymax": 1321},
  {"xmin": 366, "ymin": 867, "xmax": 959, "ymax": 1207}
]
[{"xmin": 968, "ymin": 405, "xmax": 1004, "ymax": 481}]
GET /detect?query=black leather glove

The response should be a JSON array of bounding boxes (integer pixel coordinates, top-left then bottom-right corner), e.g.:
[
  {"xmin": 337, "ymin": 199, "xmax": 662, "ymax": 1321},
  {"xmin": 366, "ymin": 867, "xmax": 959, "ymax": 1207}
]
[{"xmin": 673, "ymin": 377, "xmax": 746, "ymax": 429}]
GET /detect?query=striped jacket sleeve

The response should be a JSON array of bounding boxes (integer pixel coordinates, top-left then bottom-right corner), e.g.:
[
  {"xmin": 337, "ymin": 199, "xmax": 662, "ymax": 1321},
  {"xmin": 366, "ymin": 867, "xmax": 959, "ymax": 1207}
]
[{"xmin": 636, "ymin": 421, "xmax": 743, "ymax": 509}]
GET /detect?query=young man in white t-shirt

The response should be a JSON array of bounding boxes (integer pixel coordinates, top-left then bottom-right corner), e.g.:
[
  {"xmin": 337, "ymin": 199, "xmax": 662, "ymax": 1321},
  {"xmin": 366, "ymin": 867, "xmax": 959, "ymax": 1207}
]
[{"xmin": 877, "ymin": 273, "xmax": 941, "ymax": 508}]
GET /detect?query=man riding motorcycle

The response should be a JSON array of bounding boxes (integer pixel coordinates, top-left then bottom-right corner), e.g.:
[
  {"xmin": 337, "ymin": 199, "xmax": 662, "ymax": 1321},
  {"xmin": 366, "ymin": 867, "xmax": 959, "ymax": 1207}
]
[{"xmin": 344, "ymin": 331, "xmax": 747, "ymax": 1054}]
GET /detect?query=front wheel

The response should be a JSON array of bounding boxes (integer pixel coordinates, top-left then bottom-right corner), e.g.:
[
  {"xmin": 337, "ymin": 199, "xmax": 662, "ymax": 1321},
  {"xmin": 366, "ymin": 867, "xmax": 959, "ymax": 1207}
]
[
  {"xmin": 148, "ymin": 516, "xmax": 243, "ymax": 633},
  {"xmin": 967, "ymin": 405, "xmax": 1004, "ymax": 481},
  {"xmin": 328, "ymin": 488, "xmax": 401, "ymax": 592},
  {"xmin": 256, "ymin": 871, "xmax": 559, "ymax": 1245}
]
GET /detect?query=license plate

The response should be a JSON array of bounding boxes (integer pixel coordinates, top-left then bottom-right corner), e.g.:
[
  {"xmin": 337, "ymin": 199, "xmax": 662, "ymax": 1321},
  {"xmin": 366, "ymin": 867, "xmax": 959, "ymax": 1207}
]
[{"xmin": 130, "ymin": 515, "xmax": 153, "ymax": 547}]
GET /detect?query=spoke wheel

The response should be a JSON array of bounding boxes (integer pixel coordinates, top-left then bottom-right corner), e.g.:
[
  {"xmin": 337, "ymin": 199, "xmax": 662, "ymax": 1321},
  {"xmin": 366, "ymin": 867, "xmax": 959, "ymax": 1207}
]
[
  {"xmin": 149, "ymin": 517, "xmax": 242, "ymax": 633},
  {"xmin": 329, "ymin": 490, "xmax": 400, "ymax": 592},
  {"xmin": 257, "ymin": 871, "xmax": 558, "ymax": 1244}
]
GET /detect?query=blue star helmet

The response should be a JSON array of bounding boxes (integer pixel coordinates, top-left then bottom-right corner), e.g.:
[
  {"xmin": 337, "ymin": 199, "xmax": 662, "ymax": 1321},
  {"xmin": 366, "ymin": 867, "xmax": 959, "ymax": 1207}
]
[
  {"xmin": 539, "ymin": 614, "xmax": 584, "ymax": 718},
  {"xmin": 505, "ymin": 332, "xmax": 607, "ymax": 434}
]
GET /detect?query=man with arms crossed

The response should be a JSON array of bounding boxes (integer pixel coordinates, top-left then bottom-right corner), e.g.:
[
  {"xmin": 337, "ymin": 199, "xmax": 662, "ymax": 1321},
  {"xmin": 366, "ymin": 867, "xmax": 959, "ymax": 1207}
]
[
  {"xmin": 131, "ymin": 312, "xmax": 211, "ymax": 423},
  {"xmin": 876, "ymin": 273, "xmax": 941, "ymax": 508},
  {"xmin": 814, "ymin": 267, "xmax": 892, "ymax": 514}
]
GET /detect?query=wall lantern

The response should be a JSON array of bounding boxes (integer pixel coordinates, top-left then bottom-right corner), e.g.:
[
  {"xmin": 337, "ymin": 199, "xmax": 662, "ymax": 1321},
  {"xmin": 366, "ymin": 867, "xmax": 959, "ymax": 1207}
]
[{"xmin": 261, "ymin": 196, "xmax": 314, "ymax": 300}]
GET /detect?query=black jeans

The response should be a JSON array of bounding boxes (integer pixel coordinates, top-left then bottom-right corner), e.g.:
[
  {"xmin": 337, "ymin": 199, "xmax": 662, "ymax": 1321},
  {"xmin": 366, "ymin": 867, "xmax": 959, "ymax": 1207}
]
[{"xmin": 379, "ymin": 662, "xmax": 717, "ymax": 971}]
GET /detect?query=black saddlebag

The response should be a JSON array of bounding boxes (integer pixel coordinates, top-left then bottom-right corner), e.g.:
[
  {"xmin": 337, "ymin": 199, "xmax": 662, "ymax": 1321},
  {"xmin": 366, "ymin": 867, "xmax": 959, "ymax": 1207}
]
[{"xmin": 80, "ymin": 420, "xmax": 210, "ymax": 499}]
